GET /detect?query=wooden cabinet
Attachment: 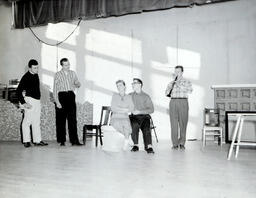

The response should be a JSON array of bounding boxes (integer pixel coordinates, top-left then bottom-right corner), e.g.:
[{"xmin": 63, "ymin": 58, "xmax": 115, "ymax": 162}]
[{"xmin": 212, "ymin": 84, "xmax": 256, "ymax": 142}]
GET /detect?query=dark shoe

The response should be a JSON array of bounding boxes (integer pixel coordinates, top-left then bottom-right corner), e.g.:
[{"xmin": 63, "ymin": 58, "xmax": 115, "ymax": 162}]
[
  {"xmin": 60, "ymin": 142, "xmax": 65, "ymax": 146},
  {"xmin": 172, "ymin": 146, "xmax": 179, "ymax": 150},
  {"xmin": 24, "ymin": 142, "xmax": 31, "ymax": 148},
  {"xmin": 72, "ymin": 142, "xmax": 83, "ymax": 146},
  {"xmin": 146, "ymin": 147, "xmax": 155, "ymax": 154},
  {"xmin": 180, "ymin": 145, "xmax": 185, "ymax": 150},
  {"xmin": 131, "ymin": 146, "xmax": 139, "ymax": 152},
  {"xmin": 35, "ymin": 141, "xmax": 48, "ymax": 146}
]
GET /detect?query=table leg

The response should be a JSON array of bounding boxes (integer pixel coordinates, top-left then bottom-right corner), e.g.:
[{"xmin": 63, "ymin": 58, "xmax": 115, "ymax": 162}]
[
  {"xmin": 235, "ymin": 116, "xmax": 244, "ymax": 158},
  {"xmin": 227, "ymin": 115, "xmax": 241, "ymax": 160}
]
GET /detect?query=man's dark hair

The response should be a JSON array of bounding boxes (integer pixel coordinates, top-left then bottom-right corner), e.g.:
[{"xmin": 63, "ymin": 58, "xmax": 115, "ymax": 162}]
[
  {"xmin": 175, "ymin": 65, "xmax": 184, "ymax": 72},
  {"xmin": 116, "ymin": 80, "xmax": 126, "ymax": 86},
  {"xmin": 28, "ymin": 59, "xmax": 38, "ymax": 68},
  {"xmin": 133, "ymin": 78, "xmax": 143, "ymax": 87},
  {"xmin": 60, "ymin": 58, "xmax": 69, "ymax": 66}
]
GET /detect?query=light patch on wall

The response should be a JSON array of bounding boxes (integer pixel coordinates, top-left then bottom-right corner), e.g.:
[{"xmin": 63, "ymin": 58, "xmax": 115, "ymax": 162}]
[
  {"xmin": 177, "ymin": 48, "xmax": 201, "ymax": 80},
  {"xmin": 41, "ymin": 44, "xmax": 58, "ymax": 73},
  {"xmin": 188, "ymin": 84, "xmax": 205, "ymax": 117},
  {"xmin": 85, "ymin": 29, "xmax": 142, "ymax": 64},
  {"xmin": 41, "ymin": 73, "xmax": 54, "ymax": 89},
  {"xmin": 167, "ymin": 46, "xmax": 178, "ymax": 67},
  {"xmin": 86, "ymin": 56, "xmax": 134, "ymax": 93},
  {"xmin": 46, "ymin": 22, "xmax": 79, "ymax": 46}
]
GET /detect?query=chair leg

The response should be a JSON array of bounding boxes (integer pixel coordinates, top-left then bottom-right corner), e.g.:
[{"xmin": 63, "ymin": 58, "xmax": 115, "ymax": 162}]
[
  {"xmin": 99, "ymin": 128, "xmax": 103, "ymax": 146},
  {"xmin": 95, "ymin": 128, "xmax": 98, "ymax": 147},
  {"xmin": 202, "ymin": 129, "xmax": 206, "ymax": 147},
  {"xmin": 220, "ymin": 128, "xmax": 223, "ymax": 147},
  {"xmin": 152, "ymin": 127, "xmax": 158, "ymax": 143}
]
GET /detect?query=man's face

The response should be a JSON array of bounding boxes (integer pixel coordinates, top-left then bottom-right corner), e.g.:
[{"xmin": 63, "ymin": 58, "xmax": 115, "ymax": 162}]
[
  {"xmin": 30, "ymin": 65, "xmax": 39, "ymax": 74},
  {"xmin": 62, "ymin": 61, "xmax": 70, "ymax": 71},
  {"xmin": 116, "ymin": 82, "xmax": 126, "ymax": 93},
  {"xmin": 132, "ymin": 80, "xmax": 142, "ymax": 92},
  {"xmin": 174, "ymin": 68, "xmax": 183, "ymax": 78}
]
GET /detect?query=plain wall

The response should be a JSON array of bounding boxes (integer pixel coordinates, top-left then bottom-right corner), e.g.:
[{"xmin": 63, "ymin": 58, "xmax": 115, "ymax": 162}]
[{"xmin": 0, "ymin": 0, "xmax": 256, "ymax": 140}]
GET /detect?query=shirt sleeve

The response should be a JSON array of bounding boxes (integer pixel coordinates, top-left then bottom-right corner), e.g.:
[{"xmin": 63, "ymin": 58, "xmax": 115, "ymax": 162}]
[
  {"xmin": 165, "ymin": 82, "xmax": 173, "ymax": 96},
  {"xmin": 110, "ymin": 93, "xmax": 119, "ymax": 113},
  {"xmin": 16, "ymin": 75, "xmax": 26, "ymax": 104},
  {"xmin": 128, "ymin": 95, "xmax": 134, "ymax": 112},
  {"xmin": 143, "ymin": 95, "xmax": 154, "ymax": 115}
]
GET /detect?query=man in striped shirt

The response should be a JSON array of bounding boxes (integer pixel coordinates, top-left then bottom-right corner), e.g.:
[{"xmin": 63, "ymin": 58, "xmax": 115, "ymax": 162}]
[
  {"xmin": 165, "ymin": 65, "xmax": 193, "ymax": 150},
  {"xmin": 53, "ymin": 58, "xmax": 82, "ymax": 146}
]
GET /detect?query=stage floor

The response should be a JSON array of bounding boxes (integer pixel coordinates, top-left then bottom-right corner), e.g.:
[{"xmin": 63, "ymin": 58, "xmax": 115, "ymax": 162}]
[{"xmin": 0, "ymin": 140, "xmax": 255, "ymax": 198}]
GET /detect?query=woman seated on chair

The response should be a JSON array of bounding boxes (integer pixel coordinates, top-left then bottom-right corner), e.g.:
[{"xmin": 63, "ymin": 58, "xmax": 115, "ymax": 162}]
[{"xmin": 110, "ymin": 80, "xmax": 134, "ymax": 150}]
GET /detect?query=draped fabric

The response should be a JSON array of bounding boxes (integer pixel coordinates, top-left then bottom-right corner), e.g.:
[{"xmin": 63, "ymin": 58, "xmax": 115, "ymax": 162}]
[{"xmin": 10, "ymin": 0, "xmax": 235, "ymax": 29}]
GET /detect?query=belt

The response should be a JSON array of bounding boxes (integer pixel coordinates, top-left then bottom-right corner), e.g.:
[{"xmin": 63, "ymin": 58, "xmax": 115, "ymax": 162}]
[{"xmin": 171, "ymin": 98, "xmax": 187, "ymax": 99}]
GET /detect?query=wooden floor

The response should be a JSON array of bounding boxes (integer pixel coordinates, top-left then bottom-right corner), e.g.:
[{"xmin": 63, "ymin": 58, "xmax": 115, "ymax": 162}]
[{"xmin": 0, "ymin": 140, "xmax": 256, "ymax": 198}]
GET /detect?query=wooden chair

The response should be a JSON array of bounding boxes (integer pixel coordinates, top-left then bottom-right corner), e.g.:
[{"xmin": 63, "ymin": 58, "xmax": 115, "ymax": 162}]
[
  {"xmin": 202, "ymin": 108, "xmax": 223, "ymax": 147},
  {"xmin": 83, "ymin": 106, "xmax": 112, "ymax": 147},
  {"xmin": 149, "ymin": 115, "xmax": 158, "ymax": 143}
]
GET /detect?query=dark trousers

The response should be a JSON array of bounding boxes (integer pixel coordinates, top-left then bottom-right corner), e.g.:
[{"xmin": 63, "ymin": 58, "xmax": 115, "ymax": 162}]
[
  {"xmin": 56, "ymin": 91, "xmax": 79, "ymax": 144},
  {"xmin": 129, "ymin": 114, "xmax": 152, "ymax": 148}
]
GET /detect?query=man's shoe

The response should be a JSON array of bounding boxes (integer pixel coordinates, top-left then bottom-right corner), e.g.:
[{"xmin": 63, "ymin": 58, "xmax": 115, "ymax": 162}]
[
  {"xmin": 146, "ymin": 147, "xmax": 155, "ymax": 154},
  {"xmin": 24, "ymin": 142, "xmax": 31, "ymax": 148},
  {"xmin": 172, "ymin": 146, "xmax": 179, "ymax": 150},
  {"xmin": 72, "ymin": 142, "xmax": 83, "ymax": 146},
  {"xmin": 180, "ymin": 145, "xmax": 185, "ymax": 150},
  {"xmin": 35, "ymin": 141, "xmax": 48, "ymax": 146},
  {"xmin": 131, "ymin": 146, "xmax": 139, "ymax": 152},
  {"xmin": 60, "ymin": 142, "xmax": 65, "ymax": 146}
]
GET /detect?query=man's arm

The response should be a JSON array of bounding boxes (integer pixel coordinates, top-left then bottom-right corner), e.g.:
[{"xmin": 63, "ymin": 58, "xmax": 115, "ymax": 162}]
[
  {"xmin": 53, "ymin": 74, "xmax": 61, "ymax": 108},
  {"xmin": 16, "ymin": 76, "xmax": 26, "ymax": 105}
]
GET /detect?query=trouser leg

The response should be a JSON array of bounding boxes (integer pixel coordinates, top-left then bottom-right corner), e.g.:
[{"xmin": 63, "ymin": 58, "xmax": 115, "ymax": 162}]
[
  {"xmin": 22, "ymin": 108, "xmax": 32, "ymax": 143},
  {"xmin": 31, "ymin": 99, "xmax": 41, "ymax": 143},
  {"xmin": 140, "ymin": 116, "xmax": 152, "ymax": 149},
  {"xmin": 178, "ymin": 99, "xmax": 189, "ymax": 146},
  {"xmin": 129, "ymin": 115, "xmax": 140, "ymax": 145},
  {"xmin": 169, "ymin": 100, "xmax": 179, "ymax": 147},
  {"xmin": 55, "ymin": 105, "xmax": 66, "ymax": 143}
]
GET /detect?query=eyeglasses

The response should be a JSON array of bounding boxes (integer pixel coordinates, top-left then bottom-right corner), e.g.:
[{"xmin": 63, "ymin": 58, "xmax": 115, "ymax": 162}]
[{"xmin": 132, "ymin": 82, "xmax": 141, "ymax": 85}]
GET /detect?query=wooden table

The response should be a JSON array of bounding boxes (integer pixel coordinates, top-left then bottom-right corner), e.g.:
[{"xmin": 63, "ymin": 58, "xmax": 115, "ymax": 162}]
[{"xmin": 226, "ymin": 111, "xmax": 256, "ymax": 160}]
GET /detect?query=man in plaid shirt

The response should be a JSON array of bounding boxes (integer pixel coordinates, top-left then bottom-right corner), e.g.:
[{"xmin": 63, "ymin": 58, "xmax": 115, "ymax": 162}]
[{"xmin": 165, "ymin": 65, "xmax": 193, "ymax": 150}]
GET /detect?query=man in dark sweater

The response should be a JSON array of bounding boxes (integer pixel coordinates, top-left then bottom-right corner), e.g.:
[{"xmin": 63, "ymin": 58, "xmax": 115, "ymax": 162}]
[
  {"xmin": 16, "ymin": 59, "xmax": 48, "ymax": 148},
  {"xmin": 129, "ymin": 78, "xmax": 155, "ymax": 154}
]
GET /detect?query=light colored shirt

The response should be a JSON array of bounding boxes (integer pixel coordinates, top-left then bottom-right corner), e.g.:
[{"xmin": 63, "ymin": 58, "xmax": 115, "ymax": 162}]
[
  {"xmin": 129, "ymin": 91, "xmax": 154, "ymax": 115},
  {"xmin": 165, "ymin": 76, "xmax": 193, "ymax": 98},
  {"xmin": 111, "ymin": 93, "xmax": 134, "ymax": 119},
  {"xmin": 53, "ymin": 69, "xmax": 80, "ymax": 105}
]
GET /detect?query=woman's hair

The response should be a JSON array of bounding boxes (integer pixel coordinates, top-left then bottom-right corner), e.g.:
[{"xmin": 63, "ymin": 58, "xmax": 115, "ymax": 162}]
[{"xmin": 116, "ymin": 79, "xmax": 126, "ymax": 86}]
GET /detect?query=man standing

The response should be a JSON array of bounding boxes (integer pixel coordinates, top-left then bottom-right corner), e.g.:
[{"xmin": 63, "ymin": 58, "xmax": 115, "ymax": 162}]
[
  {"xmin": 53, "ymin": 58, "xmax": 82, "ymax": 146},
  {"xmin": 165, "ymin": 65, "xmax": 193, "ymax": 150},
  {"xmin": 129, "ymin": 78, "xmax": 155, "ymax": 154},
  {"xmin": 17, "ymin": 59, "xmax": 48, "ymax": 148}
]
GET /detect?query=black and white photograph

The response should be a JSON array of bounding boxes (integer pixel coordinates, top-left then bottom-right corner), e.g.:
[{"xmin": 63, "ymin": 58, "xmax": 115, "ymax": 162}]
[{"xmin": 0, "ymin": 0, "xmax": 256, "ymax": 197}]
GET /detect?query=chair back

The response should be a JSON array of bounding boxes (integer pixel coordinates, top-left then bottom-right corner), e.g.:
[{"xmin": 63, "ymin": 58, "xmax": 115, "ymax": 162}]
[
  {"xmin": 204, "ymin": 108, "xmax": 220, "ymax": 126},
  {"xmin": 99, "ymin": 106, "xmax": 112, "ymax": 126}
]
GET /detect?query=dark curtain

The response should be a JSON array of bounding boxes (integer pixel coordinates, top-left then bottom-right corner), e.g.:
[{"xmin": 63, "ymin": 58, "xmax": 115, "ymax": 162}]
[{"xmin": 10, "ymin": 0, "xmax": 235, "ymax": 29}]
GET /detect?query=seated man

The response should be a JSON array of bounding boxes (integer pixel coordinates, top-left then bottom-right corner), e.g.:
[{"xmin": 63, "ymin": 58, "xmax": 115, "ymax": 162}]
[{"xmin": 129, "ymin": 78, "xmax": 154, "ymax": 154}]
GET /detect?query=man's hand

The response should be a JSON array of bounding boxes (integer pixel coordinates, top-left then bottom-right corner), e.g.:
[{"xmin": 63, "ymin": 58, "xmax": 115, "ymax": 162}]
[
  {"xmin": 74, "ymin": 80, "xmax": 81, "ymax": 88},
  {"xmin": 56, "ymin": 103, "xmax": 62, "ymax": 109},
  {"xmin": 23, "ymin": 103, "xmax": 32, "ymax": 109}
]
